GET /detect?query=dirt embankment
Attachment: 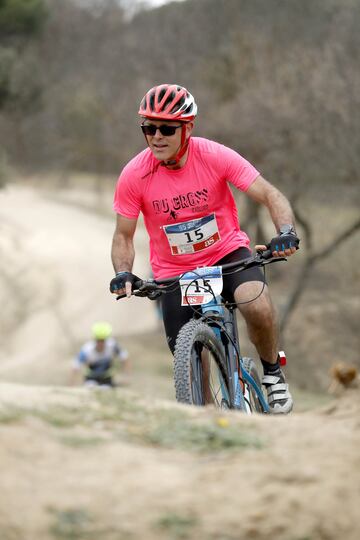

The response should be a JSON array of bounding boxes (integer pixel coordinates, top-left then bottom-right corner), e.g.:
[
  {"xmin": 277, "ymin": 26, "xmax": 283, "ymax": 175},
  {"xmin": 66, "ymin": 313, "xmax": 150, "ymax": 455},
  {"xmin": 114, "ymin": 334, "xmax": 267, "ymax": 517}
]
[{"xmin": 0, "ymin": 382, "xmax": 359, "ymax": 540}]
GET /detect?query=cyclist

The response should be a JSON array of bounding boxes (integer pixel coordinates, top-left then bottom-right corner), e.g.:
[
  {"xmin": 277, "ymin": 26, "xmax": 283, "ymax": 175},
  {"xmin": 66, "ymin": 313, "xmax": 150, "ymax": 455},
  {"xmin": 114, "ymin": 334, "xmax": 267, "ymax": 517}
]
[
  {"xmin": 71, "ymin": 321, "xmax": 130, "ymax": 387},
  {"xmin": 109, "ymin": 83, "xmax": 299, "ymax": 413}
]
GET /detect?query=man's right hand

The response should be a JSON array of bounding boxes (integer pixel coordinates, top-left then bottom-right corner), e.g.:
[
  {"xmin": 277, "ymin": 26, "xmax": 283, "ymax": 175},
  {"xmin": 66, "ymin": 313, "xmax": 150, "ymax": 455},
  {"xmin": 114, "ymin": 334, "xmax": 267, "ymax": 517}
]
[{"xmin": 109, "ymin": 271, "xmax": 140, "ymax": 298}]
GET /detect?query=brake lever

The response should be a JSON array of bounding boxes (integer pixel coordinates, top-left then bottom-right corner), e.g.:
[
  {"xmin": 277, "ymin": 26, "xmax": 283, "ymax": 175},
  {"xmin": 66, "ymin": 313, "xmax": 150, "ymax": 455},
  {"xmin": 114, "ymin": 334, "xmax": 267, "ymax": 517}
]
[
  {"xmin": 262, "ymin": 256, "xmax": 287, "ymax": 265},
  {"xmin": 133, "ymin": 281, "xmax": 160, "ymax": 297},
  {"xmin": 255, "ymin": 246, "xmax": 287, "ymax": 264},
  {"xmin": 243, "ymin": 253, "xmax": 287, "ymax": 270},
  {"xmin": 133, "ymin": 290, "xmax": 149, "ymax": 297}
]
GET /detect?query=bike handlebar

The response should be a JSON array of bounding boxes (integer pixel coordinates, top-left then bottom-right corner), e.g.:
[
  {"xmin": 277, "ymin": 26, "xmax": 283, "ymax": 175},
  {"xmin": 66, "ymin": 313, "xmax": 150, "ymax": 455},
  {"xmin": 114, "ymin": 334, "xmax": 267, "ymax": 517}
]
[{"xmin": 116, "ymin": 249, "xmax": 284, "ymax": 300}]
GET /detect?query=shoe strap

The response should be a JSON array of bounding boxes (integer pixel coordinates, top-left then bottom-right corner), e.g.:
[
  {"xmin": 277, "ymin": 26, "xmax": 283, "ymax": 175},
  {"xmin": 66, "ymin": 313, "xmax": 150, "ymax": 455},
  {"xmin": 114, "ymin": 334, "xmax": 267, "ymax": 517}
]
[
  {"xmin": 262, "ymin": 374, "xmax": 282, "ymax": 385},
  {"xmin": 268, "ymin": 390, "xmax": 292, "ymax": 404},
  {"xmin": 267, "ymin": 383, "xmax": 288, "ymax": 394}
]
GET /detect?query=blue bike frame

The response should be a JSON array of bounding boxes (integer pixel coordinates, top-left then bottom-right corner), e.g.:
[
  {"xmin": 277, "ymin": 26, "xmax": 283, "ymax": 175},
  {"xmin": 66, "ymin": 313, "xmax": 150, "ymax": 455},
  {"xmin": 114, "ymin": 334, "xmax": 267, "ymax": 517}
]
[{"xmin": 201, "ymin": 296, "xmax": 269, "ymax": 413}]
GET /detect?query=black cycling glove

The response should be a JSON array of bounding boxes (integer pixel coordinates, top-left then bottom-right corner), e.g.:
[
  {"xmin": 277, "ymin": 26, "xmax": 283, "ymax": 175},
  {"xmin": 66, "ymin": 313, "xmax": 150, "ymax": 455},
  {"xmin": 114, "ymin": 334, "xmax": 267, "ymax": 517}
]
[
  {"xmin": 109, "ymin": 271, "xmax": 140, "ymax": 294},
  {"xmin": 269, "ymin": 225, "xmax": 300, "ymax": 254}
]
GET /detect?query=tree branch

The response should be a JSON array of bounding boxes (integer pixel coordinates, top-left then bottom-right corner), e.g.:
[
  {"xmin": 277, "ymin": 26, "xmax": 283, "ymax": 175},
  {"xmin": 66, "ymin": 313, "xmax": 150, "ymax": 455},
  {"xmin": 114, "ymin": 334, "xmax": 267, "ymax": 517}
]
[{"xmin": 280, "ymin": 212, "xmax": 360, "ymax": 333}]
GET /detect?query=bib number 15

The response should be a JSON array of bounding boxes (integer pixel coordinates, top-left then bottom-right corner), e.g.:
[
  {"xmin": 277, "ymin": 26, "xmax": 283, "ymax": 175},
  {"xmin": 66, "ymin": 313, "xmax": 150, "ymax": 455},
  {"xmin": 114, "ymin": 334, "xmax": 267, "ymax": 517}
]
[
  {"xmin": 179, "ymin": 266, "xmax": 223, "ymax": 306},
  {"xmin": 191, "ymin": 278, "xmax": 210, "ymax": 293},
  {"xmin": 185, "ymin": 228, "xmax": 204, "ymax": 243}
]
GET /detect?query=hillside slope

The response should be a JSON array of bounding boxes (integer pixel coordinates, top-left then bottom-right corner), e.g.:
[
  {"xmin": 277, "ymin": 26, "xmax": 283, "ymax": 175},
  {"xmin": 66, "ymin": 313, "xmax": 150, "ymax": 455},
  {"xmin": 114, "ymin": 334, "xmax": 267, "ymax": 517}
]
[{"xmin": 0, "ymin": 381, "xmax": 359, "ymax": 540}]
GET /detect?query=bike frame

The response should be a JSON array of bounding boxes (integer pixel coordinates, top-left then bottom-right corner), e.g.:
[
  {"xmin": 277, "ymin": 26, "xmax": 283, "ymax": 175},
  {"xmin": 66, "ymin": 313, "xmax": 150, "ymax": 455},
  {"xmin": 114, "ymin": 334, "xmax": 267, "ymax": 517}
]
[{"xmin": 199, "ymin": 295, "xmax": 269, "ymax": 413}]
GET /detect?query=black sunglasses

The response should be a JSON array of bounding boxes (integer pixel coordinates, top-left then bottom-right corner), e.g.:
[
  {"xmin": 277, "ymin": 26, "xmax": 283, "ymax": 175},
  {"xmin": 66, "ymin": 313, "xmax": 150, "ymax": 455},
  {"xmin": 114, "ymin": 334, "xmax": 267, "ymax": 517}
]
[{"xmin": 141, "ymin": 123, "xmax": 182, "ymax": 137}]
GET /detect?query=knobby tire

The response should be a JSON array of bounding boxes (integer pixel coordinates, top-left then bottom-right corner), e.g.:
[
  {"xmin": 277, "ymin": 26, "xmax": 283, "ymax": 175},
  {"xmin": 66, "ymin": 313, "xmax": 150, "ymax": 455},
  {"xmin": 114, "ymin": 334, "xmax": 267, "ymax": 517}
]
[{"xmin": 173, "ymin": 319, "xmax": 231, "ymax": 407}]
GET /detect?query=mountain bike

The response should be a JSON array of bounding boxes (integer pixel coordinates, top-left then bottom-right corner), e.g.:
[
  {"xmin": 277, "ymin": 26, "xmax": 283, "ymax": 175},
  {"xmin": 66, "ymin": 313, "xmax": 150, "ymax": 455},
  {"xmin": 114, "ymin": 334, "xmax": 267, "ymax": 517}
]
[{"xmin": 117, "ymin": 249, "xmax": 285, "ymax": 413}]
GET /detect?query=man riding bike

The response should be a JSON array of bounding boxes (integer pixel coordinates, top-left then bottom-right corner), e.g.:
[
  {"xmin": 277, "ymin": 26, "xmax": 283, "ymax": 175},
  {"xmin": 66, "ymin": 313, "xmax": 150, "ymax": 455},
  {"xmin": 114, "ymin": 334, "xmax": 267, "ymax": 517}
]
[
  {"xmin": 109, "ymin": 83, "xmax": 299, "ymax": 413},
  {"xmin": 71, "ymin": 322, "xmax": 130, "ymax": 387}
]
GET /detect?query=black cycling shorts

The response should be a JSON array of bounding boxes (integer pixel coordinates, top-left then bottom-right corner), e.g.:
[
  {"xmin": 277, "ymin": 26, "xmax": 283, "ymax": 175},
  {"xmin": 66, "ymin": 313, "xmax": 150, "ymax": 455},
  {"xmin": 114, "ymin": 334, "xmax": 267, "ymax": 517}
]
[{"xmin": 160, "ymin": 247, "xmax": 265, "ymax": 354}]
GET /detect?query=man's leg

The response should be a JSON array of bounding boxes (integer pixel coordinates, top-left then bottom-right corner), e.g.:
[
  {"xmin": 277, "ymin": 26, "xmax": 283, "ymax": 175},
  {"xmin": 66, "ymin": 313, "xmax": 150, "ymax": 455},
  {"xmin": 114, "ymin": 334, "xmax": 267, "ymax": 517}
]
[
  {"xmin": 235, "ymin": 281, "xmax": 293, "ymax": 414},
  {"xmin": 234, "ymin": 281, "xmax": 278, "ymax": 364},
  {"xmin": 161, "ymin": 287, "xmax": 195, "ymax": 354}
]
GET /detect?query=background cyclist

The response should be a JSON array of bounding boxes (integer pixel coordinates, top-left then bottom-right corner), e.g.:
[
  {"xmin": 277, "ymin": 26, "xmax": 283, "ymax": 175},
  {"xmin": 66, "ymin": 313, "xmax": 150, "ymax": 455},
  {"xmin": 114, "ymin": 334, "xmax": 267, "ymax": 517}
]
[
  {"xmin": 70, "ymin": 321, "xmax": 130, "ymax": 387},
  {"xmin": 109, "ymin": 83, "xmax": 299, "ymax": 413}
]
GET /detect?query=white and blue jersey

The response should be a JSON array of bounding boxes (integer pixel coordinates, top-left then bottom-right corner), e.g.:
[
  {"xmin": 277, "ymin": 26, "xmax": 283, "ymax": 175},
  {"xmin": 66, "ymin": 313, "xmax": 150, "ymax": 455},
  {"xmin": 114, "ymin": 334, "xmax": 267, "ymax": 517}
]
[{"xmin": 74, "ymin": 338, "xmax": 128, "ymax": 382}]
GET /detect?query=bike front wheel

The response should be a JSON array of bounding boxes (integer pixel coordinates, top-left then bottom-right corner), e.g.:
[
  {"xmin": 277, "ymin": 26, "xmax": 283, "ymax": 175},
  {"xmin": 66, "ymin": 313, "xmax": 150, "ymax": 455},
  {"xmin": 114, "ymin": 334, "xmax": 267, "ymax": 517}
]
[{"xmin": 173, "ymin": 319, "xmax": 231, "ymax": 408}]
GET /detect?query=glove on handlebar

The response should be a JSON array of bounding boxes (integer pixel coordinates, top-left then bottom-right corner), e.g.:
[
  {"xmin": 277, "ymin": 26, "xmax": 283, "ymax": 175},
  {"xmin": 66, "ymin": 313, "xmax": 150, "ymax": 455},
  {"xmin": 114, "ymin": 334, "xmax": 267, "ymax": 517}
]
[
  {"xmin": 109, "ymin": 271, "xmax": 140, "ymax": 293},
  {"xmin": 269, "ymin": 231, "xmax": 300, "ymax": 254},
  {"xmin": 134, "ymin": 289, "xmax": 162, "ymax": 300},
  {"xmin": 134, "ymin": 281, "xmax": 162, "ymax": 300}
]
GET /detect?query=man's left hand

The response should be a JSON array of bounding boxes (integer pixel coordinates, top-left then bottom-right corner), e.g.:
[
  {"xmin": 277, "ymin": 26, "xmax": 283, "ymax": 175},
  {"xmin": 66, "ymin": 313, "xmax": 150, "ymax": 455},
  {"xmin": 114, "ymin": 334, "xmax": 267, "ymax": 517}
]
[
  {"xmin": 256, "ymin": 225, "xmax": 300, "ymax": 258},
  {"xmin": 269, "ymin": 225, "xmax": 300, "ymax": 257}
]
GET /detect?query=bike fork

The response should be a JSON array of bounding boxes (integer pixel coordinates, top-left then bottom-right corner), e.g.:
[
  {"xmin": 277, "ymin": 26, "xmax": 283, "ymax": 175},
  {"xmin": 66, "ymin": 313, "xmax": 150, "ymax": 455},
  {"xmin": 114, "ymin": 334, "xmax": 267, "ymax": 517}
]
[{"xmin": 233, "ymin": 369, "xmax": 252, "ymax": 413}]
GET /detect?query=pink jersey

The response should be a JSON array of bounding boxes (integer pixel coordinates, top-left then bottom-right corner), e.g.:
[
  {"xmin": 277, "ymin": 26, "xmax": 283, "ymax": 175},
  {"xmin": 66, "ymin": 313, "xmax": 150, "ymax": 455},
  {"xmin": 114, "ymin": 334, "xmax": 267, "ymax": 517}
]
[{"xmin": 113, "ymin": 137, "xmax": 259, "ymax": 278}]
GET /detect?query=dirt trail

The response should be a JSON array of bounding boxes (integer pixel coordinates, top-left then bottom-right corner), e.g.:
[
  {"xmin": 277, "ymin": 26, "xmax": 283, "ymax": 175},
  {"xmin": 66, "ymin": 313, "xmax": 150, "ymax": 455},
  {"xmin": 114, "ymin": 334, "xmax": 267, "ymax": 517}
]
[
  {"xmin": 0, "ymin": 184, "xmax": 156, "ymax": 382},
  {"xmin": 1, "ymin": 183, "xmax": 359, "ymax": 540}
]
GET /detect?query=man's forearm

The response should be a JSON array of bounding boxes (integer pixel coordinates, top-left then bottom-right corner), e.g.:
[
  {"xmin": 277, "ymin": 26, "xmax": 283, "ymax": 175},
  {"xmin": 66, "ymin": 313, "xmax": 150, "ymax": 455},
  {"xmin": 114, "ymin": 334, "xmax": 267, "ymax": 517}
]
[
  {"xmin": 265, "ymin": 188, "xmax": 296, "ymax": 232},
  {"xmin": 111, "ymin": 233, "xmax": 135, "ymax": 273},
  {"xmin": 246, "ymin": 176, "xmax": 296, "ymax": 233}
]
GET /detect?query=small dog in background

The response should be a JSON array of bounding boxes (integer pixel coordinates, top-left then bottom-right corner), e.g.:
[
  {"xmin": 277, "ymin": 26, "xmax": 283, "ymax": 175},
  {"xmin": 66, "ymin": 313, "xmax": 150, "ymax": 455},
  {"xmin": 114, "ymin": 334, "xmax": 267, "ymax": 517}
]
[{"xmin": 329, "ymin": 362, "xmax": 359, "ymax": 394}]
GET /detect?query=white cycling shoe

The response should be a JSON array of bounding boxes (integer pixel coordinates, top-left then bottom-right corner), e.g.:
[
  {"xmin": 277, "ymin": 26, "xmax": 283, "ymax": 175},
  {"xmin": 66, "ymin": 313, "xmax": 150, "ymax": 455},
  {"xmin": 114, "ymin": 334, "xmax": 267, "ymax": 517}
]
[{"xmin": 262, "ymin": 372, "xmax": 293, "ymax": 414}]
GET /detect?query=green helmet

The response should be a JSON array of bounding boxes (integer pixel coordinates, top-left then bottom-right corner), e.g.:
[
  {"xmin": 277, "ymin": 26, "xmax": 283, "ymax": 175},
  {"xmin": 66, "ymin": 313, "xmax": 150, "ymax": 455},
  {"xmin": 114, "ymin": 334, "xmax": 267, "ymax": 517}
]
[{"xmin": 92, "ymin": 321, "xmax": 112, "ymax": 340}]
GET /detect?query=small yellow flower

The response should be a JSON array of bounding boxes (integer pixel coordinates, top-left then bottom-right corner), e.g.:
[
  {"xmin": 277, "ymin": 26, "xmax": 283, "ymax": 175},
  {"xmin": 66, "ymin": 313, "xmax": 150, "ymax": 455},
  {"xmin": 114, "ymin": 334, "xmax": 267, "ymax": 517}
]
[{"xmin": 216, "ymin": 417, "xmax": 230, "ymax": 428}]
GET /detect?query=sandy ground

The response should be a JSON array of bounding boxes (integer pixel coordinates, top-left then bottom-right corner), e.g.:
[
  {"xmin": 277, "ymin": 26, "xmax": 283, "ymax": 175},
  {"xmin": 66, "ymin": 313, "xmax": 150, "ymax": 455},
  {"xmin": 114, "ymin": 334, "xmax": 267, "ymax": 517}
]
[
  {"xmin": 0, "ymin": 382, "xmax": 359, "ymax": 540},
  {"xmin": 1, "ymin": 182, "xmax": 359, "ymax": 539}
]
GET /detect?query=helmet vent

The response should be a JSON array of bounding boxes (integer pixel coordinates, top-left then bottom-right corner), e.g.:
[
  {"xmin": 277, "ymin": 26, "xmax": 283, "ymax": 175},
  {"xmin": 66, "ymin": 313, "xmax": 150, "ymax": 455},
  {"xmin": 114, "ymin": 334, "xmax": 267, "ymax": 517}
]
[
  {"xmin": 170, "ymin": 95, "xmax": 185, "ymax": 113},
  {"xmin": 158, "ymin": 87, "xmax": 167, "ymax": 102},
  {"xmin": 162, "ymin": 91, "xmax": 177, "ymax": 111},
  {"xmin": 149, "ymin": 93, "xmax": 155, "ymax": 110}
]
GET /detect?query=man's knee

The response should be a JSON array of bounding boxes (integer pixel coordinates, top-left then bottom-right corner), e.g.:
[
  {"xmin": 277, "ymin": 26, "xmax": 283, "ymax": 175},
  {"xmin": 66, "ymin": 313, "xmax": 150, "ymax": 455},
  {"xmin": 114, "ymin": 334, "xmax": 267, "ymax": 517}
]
[{"xmin": 235, "ymin": 282, "xmax": 275, "ymax": 324}]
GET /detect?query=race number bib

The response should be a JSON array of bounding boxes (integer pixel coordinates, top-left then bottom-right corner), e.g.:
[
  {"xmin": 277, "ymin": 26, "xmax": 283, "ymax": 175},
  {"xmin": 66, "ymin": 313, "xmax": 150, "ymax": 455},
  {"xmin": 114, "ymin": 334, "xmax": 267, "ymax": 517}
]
[
  {"xmin": 163, "ymin": 214, "xmax": 220, "ymax": 255},
  {"xmin": 179, "ymin": 266, "xmax": 223, "ymax": 306}
]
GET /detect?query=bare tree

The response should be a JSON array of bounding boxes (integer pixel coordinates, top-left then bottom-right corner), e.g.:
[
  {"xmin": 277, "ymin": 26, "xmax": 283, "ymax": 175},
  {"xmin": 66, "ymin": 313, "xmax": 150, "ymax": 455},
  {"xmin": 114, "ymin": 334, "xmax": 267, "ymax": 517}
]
[{"xmin": 280, "ymin": 207, "xmax": 360, "ymax": 332}]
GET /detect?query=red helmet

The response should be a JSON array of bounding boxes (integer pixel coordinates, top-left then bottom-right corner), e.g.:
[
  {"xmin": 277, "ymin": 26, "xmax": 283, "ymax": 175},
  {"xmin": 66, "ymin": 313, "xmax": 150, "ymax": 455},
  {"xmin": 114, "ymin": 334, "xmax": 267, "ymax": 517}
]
[{"xmin": 138, "ymin": 84, "xmax": 197, "ymax": 121}]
